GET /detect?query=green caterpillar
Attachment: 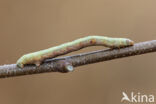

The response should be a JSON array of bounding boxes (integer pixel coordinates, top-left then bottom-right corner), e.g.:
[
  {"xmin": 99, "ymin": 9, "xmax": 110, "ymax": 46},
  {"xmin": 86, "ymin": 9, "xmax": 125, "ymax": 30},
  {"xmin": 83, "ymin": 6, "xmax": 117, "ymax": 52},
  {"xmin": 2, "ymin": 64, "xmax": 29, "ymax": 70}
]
[{"xmin": 17, "ymin": 36, "xmax": 134, "ymax": 68}]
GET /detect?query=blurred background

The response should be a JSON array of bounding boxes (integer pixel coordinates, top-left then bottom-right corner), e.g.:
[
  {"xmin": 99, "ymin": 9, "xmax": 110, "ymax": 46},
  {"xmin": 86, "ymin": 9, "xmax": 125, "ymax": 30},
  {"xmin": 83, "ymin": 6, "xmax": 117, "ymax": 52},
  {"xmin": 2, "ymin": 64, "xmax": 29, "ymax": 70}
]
[{"xmin": 0, "ymin": 0, "xmax": 156, "ymax": 104}]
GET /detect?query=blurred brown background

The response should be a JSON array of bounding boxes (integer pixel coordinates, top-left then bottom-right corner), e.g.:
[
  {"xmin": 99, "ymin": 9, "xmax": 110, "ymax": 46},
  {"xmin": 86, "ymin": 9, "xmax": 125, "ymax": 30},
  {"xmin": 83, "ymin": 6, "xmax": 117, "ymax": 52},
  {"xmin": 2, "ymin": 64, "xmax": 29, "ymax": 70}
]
[{"xmin": 0, "ymin": 0, "xmax": 156, "ymax": 104}]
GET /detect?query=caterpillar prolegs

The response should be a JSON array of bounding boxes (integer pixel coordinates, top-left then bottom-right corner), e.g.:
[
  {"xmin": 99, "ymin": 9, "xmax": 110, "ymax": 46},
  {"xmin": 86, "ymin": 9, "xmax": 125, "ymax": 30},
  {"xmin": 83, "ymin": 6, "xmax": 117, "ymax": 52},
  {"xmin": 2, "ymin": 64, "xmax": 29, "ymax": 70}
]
[{"xmin": 16, "ymin": 36, "xmax": 134, "ymax": 68}]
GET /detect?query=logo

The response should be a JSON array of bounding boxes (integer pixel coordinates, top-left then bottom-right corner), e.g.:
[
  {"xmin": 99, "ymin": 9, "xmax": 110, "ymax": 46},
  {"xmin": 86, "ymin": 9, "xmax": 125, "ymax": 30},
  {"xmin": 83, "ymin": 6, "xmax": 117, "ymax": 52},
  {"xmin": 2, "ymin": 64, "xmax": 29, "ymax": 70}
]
[{"xmin": 121, "ymin": 92, "xmax": 154, "ymax": 103}]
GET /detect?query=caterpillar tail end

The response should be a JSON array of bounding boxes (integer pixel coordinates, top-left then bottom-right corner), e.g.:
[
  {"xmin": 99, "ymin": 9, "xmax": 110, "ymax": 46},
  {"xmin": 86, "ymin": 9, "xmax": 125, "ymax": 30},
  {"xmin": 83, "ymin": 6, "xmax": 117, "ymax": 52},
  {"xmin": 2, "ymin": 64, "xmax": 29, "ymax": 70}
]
[{"xmin": 126, "ymin": 39, "xmax": 134, "ymax": 46}]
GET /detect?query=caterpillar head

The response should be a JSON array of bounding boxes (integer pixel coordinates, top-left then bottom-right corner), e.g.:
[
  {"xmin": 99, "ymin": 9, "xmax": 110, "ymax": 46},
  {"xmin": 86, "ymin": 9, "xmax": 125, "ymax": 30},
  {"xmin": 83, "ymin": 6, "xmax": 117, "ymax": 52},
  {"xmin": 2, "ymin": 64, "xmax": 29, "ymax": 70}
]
[
  {"xmin": 16, "ymin": 53, "xmax": 41, "ymax": 68},
  {"xmin": 16, "ymin": 55, "xmax": 29, "ymax": 68},
  {"xmin": 16, "ymin": 54, "xmax": 36, "ymax": 68}
]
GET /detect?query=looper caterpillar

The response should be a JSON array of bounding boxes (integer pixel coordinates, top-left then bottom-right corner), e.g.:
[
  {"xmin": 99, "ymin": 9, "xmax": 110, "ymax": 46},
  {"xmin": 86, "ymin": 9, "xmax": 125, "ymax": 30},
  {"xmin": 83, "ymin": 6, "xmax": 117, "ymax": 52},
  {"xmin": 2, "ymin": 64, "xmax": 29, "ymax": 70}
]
[{"xmin": 16, "ymin": 36, "xmax": 134, "ymax": 68}]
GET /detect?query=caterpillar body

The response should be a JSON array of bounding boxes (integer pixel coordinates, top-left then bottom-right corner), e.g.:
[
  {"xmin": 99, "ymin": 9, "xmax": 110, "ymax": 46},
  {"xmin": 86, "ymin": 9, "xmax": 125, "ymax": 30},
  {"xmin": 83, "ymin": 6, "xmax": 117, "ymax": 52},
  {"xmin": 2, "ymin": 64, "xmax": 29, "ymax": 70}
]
[{"xmin": 16, "ymin": 36, "xmax": 134, "ymax": 68}]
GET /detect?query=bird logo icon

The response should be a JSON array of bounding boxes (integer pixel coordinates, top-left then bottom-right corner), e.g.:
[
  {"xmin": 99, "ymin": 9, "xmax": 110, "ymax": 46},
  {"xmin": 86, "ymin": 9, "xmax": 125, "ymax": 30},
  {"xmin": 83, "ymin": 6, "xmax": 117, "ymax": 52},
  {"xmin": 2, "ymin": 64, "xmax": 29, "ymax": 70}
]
[{"xmin": 121, "ymin": 92, "xmax": 131, "ymax": 102}]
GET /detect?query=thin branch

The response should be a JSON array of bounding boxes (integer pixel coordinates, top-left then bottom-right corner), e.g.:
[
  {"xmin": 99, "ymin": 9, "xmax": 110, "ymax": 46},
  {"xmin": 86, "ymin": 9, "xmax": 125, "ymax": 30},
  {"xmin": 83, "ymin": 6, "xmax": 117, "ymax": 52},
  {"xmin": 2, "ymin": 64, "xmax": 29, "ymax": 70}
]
[{"xmin": 0, "ymin": 40, "xmax": 156, "ymax": 78}]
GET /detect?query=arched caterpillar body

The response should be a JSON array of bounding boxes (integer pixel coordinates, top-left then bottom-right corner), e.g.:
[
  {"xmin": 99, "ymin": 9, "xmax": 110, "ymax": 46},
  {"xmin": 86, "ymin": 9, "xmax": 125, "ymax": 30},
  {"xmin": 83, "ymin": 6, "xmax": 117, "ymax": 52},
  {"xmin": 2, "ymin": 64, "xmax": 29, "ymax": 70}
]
[{"xmin": 17, "ymin": 36, "xmax": 134, "ymax": 68}]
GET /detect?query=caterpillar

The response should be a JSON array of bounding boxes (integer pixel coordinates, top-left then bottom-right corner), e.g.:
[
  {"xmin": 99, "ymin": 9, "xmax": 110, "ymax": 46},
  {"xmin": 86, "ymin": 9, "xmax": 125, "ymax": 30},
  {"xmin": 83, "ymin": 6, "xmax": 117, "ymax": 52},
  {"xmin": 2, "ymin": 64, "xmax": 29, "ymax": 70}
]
[{"xmin": 16, "ymin": 36, "xmax": 134, "ymax": 68}]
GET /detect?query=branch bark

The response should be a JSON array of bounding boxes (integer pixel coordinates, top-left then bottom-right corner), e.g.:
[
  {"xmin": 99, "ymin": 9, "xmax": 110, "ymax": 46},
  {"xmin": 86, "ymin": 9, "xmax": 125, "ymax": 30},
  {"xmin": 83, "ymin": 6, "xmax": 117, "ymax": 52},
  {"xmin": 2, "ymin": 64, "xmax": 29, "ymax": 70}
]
[{"xmin": 0, "ymin": 40, "xmax": 156, "ymax": 78}]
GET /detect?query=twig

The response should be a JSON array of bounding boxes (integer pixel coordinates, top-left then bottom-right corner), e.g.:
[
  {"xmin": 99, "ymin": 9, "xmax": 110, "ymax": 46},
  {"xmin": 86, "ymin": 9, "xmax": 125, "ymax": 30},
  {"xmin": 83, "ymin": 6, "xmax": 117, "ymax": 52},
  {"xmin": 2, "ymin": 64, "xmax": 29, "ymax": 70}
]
[{"xmin": 0, "ymin": 40, "xmax": 156, "ymax": 78}]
